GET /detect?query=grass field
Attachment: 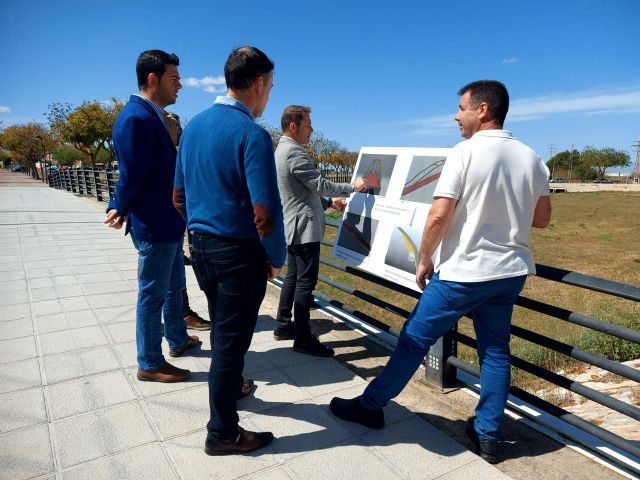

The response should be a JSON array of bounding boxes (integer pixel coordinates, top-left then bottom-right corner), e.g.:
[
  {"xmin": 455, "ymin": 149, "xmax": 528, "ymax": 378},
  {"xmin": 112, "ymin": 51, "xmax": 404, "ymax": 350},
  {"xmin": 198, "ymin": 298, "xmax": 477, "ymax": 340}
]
[{"xmin": 314, "ymin": 191, "xmax": 640, "ymax": 397}]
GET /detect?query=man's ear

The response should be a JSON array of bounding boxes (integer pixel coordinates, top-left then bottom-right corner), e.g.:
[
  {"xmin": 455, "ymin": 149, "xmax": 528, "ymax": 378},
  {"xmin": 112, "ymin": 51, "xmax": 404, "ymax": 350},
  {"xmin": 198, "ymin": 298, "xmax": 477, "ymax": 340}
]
[
  {"xmin": 478, "ymin": 101, "xmax": 491, "ymax": 122},
  {"xmin": 253, "ymin": 75, "xmax": 265, "ymax": 94},
  {"xmin": 146, "ymin": 72, "xmax": 159, "ymax": 90}
]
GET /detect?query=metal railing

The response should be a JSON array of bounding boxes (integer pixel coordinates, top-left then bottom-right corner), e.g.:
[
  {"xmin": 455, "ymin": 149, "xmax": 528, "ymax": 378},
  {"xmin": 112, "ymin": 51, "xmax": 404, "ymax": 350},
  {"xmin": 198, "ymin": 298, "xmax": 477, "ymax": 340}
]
[
  {"xmin": 47, "ymin": 168, "xmax": 118, "ymax": 202},
  {"xmin": 45, "ymin": 167, "xmax": 639, "ymax": 471},
  {"xmin": 318, "ymin": 217, "xmax": 639, "ymax": 470}
]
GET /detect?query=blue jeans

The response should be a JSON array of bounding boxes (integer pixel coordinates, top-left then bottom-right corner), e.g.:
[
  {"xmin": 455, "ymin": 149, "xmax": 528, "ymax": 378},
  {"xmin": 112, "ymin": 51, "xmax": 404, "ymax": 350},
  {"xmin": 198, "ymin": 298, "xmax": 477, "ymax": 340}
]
[
  {"xmin": 190, "ymin": 232, "xmax": 268, "ymax": 439},
  {"xmin": 131, "ymin": 234, "xmax": 189, "ymax": 371},
  {"xmin": 276, "ymin": 242, "xmax": 321, "ymax": 341},
  {"xmin": 360, "ymin": 272, "xmax": 527, "ymax": 441}
]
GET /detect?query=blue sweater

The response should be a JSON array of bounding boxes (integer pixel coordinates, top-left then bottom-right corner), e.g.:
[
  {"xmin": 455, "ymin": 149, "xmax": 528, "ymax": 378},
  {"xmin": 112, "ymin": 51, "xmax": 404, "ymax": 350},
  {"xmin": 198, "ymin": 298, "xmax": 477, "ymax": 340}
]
[
  {"xmin": 109, "ymin": 95, "xmax": 186, "ymax": 242},
  {"xmin": 174, "ymin": 99, "xmax": 286, "ymax": 267}
]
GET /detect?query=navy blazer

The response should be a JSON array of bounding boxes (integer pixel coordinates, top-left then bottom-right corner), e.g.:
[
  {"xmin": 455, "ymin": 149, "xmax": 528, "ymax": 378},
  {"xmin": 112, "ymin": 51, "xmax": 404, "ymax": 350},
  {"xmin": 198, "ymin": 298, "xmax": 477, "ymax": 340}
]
[{"xmin": 108, "ymin": 95, "xmax": 186, "ymax": 242}]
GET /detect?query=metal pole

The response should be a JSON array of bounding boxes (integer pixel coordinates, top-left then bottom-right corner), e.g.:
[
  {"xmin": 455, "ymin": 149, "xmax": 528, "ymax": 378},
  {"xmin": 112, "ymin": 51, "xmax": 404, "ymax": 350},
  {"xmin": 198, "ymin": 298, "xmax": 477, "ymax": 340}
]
[{"xmin": 569, "ymin": 145, "xmax": 574, "ymax": 183}]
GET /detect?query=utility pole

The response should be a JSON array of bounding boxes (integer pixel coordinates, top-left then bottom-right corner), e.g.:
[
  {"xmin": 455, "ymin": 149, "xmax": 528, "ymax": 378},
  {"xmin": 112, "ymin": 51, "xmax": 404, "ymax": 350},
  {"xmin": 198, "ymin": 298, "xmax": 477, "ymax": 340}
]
[
  {"xmin": 548, "ymin": 144, "xmax": 556, "ymax": 179},
  {"xmin": 567, "ymin": 145, "xmax": 573, "ymax": 183},
  {"xmin": 633, "ymin": 141, "xmax": 640, "ymax": 184}
]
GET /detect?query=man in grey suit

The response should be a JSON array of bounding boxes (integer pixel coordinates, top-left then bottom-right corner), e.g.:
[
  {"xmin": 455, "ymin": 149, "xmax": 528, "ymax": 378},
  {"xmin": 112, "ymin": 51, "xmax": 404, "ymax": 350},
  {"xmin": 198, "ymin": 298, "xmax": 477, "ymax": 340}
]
[{"xmin": 274, "ymin": 105, "xmax": 367, "ymax": 356}]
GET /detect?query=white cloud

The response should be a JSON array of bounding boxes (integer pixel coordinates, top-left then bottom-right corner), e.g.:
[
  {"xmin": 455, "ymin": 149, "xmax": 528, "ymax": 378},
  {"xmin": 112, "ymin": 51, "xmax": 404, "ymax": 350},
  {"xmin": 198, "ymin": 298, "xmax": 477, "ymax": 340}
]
[
  {"xmin": 406, "ymin": 84, "xmax": 640, "ymax": 136},
  {"xmin": 183, "ymin": 75, "xmax": 226, "ymax": 94},
  {"xmin": 508, "ymin": 86, "xmax": 640, "ymax": 121},
  {"xmin": 502, "ymin": 57, "xmax": 518, "ymax": 65},
  {"xmin": 0, "ymin": 106, "xmax": 10, "ymax": 113}
]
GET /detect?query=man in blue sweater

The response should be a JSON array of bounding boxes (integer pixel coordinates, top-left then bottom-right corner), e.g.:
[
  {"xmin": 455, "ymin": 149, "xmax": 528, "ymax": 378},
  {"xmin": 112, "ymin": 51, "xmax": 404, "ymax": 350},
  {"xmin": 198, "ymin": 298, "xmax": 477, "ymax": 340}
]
[
  {"xmin": 105, "ymin": 50, "xmax": 200, "ymax": 383},
  {"xmin": 174, "ymin": 46, "xmax": 286, "ymax": 455}
]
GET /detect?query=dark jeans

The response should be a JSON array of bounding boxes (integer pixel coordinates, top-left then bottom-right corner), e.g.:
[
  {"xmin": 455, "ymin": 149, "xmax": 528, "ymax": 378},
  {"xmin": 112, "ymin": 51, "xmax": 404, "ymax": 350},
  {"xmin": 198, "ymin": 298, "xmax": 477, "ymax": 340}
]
[
  {"xmin": 276, "ymin": 242, "xmax": 321, "ymax": 341},
  {"xmin": 190, "ymin": 231, "xmax": 268, "ymax": 439}
]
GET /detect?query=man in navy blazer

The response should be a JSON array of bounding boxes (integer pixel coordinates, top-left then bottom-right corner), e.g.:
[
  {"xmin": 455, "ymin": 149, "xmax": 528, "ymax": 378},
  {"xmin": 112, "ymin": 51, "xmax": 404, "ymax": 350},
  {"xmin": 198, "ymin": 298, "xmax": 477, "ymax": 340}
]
[{"xmin": 105, "ymin": 50, "xmax": 200, "ymax": 382}]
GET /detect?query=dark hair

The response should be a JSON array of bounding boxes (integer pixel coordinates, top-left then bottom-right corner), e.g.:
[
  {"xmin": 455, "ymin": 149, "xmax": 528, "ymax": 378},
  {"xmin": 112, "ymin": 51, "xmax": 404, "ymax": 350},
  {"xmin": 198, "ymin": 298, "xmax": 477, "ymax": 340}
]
[
  {"xmin": 136, "ymin": 50, "xmax": 180, "ymax": 90},
  {"xmin": 224, "ymin": 46, "xmax": 274, "ymax": 91},
  {"xmin": 457, "ymin": 80, "xmax": 509, "ymax": 125},
  {"xmin": 281, "ymin": 105, "xmax": 311, "ymax": 132}
]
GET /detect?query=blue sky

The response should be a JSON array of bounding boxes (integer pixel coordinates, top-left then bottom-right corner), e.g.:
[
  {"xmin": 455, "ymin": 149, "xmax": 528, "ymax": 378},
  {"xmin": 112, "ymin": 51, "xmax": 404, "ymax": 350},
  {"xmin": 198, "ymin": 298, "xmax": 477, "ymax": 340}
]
[{"xmin": 1, "ymin": 0, "xmax": 639, "ymax": 171}]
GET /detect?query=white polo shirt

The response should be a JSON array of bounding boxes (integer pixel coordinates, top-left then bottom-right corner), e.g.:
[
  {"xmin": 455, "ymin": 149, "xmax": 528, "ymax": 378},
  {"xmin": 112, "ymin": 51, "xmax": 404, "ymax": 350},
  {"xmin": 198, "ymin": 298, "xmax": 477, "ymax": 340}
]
[{"xmin": 433, "ymin": 130, "xmax": 550, "ymax": 282}]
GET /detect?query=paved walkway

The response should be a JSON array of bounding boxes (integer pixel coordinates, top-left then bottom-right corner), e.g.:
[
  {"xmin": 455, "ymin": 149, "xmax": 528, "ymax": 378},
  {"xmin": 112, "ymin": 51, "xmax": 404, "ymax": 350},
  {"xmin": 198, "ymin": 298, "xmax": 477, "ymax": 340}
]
[{"xmin": 0, "ymin": 171, "xmax": 510, "ymax": 480}]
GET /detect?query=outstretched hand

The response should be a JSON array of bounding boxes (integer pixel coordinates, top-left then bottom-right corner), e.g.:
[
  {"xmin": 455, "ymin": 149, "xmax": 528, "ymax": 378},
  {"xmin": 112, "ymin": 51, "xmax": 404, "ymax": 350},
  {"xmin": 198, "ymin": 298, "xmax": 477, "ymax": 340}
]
[{"xmin": 352, "ymin": 176, "xmax": 368, "ymax": 192}]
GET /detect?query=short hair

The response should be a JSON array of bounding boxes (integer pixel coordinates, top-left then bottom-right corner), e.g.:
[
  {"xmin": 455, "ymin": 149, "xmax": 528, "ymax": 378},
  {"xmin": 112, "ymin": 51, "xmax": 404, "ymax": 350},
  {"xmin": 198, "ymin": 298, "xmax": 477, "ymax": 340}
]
[
  {"xmin": 224, "ymin": 46, "xmax": 274, "ymax": 91},
  {"xmin": 136, "ymin": 50, "xmax": 179, "ymax": 90},
  {"xmin": 457, "ymin": 80, "xmax": 509, "ymax": 125},
  {"xmin": 281, "ymin": 105, "xmax": 311, "ymax": 132}
]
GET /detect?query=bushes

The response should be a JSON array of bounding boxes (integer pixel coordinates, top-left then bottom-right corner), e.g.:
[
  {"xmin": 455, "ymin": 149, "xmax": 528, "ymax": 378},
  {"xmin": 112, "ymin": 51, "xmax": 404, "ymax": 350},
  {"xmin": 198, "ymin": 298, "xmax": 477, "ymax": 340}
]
[{"xmin": 576, "ymin": 315, "xmax": 640, "ymax": 362}]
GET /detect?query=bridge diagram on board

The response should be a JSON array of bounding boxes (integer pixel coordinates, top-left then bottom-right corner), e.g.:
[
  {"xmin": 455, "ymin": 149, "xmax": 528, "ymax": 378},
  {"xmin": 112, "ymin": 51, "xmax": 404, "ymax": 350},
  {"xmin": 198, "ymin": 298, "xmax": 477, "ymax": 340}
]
[{"xmin": 333, "ymin": 147, "xmax": 449, "ymax": 292}]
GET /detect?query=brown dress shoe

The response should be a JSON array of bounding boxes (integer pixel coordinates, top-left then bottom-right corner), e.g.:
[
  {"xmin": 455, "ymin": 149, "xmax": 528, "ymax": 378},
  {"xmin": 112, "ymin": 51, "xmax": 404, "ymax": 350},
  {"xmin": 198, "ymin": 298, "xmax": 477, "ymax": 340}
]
[
  {"xmin": 169, "ymin": 335, "xmax": 201, "ymax": 357},
  {"xmin": 137, "ymin": 362, "xmax": 191, "ymax": 383},
  {"xmin": 184, "ymin": 310, "xmax": 211, "ymax": 331},
  {"xmin": 204, "ymin": 427, "xmax": 274, "ymax": 456}
]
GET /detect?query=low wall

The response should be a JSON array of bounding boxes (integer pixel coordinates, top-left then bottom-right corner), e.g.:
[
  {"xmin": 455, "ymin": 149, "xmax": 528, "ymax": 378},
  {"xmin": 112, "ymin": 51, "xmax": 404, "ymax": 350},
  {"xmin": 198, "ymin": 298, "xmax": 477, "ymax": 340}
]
[{"xmin": 550, "ymin": 183, "xmax": 640, "ymax": 193}]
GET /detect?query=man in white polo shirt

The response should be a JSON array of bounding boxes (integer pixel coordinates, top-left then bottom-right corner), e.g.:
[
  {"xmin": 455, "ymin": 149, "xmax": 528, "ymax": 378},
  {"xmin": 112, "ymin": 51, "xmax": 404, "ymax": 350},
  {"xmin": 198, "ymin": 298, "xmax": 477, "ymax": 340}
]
[{"xmin": 330, "ymin": 80, "xmax": 551, "ymax": 464}]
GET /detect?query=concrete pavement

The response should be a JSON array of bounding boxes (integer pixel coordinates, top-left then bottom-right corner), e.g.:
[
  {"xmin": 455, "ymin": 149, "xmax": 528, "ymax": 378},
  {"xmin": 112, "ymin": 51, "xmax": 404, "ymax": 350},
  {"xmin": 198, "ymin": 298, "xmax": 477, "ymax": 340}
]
[
  {"xmin": 0, "ymin": 171, "xmax": 512, "ymax": 479},
  {"xmin": 3, "ymin": 169, "xmax": 627, "ymax": 480}
]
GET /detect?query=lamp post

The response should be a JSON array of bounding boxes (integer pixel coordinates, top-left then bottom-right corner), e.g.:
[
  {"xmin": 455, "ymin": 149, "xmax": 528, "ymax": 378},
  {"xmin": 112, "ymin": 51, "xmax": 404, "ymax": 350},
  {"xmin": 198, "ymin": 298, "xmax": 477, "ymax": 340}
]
[{"xmin": 34, "ymin": 135, "xmax": 46, "ymax": 183}]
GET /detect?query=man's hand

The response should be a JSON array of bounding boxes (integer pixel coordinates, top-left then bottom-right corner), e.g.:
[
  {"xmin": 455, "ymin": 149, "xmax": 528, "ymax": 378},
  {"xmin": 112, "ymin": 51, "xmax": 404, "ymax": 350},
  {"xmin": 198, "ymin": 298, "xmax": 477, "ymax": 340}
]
[
  {"xmin": 104, "ymin": 209, "xmax": 125, "ymax": 229},
  {"xmin": 331, "ymin": 197, "xmax": 347, "ymax": 212},
  {"xmin": 352, "ymin": 176, "xmax": 367, "ymax": 192},
  {"xmin": 267, "ymin": 266, "xmax": 281, "ymax": 280},
  {"xmin": 416, "ymin": 258, "xmax": 434, "ymax": 291}
]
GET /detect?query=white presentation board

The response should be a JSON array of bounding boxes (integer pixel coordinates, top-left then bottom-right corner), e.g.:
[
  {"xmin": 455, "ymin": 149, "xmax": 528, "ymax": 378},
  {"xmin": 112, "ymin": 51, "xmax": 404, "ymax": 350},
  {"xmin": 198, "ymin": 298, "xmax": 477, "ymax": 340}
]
[{"xmin": 332, "ymin": 147, "xmax": 450, "ymax": 292}]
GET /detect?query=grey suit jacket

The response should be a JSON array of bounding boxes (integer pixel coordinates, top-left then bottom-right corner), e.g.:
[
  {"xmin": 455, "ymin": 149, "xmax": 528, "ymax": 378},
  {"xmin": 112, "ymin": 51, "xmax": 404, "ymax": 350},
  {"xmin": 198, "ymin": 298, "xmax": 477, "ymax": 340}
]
[{"xmin": 276, "ymin": 136, "xmax": 354, "ymax": 245}]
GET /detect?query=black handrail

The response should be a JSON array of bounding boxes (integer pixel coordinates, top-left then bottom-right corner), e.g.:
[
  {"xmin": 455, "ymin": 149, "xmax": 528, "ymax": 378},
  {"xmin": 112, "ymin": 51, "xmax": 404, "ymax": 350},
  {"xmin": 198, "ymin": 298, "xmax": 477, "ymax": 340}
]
[
  {"xmin": 448, "ymin": 356, "xmax": 640, "ymax": 459},
  {"xmin": 321, "ymin": 215, "xmax": 639, "ymax": 462},
  {"xmin": 47, "ymin": 169, "xmax": 640, "ymax": 464}
]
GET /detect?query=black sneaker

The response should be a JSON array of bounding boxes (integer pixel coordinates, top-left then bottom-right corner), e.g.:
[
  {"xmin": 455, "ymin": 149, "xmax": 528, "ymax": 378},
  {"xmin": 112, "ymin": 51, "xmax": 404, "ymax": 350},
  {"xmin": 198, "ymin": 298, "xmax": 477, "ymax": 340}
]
[
  {"xmin": 293, "ymin": 335, "xmax": 334, "ymax": 357},
  {"xmin": 273, "ymin": 321, "xmax": 295, "ymax": 341},
  {"xmin": 329, "ymin": 396, "xmax": 384, "ymax": 429},
  {"xmin": 465, "ymin": 417, "xmax": 498, "ymax": 464}
]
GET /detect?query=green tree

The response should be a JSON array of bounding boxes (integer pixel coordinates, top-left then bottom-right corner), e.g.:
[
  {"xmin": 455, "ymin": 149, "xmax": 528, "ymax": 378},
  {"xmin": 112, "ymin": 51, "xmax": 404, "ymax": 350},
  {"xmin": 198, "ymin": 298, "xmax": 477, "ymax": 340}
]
[
  {"xmin": 0, "ymin": 149, "xmax": 10, "ymax": 168},
  {"xmin": 547, "ymin": 149, "xmax": 580, "ymax": 177},
  {"xmin": 573, "ymin": 162, "xmax": 598, "ymax": 181},
  {"xmin": 95, "ymin": 148, "xmax": 111, "ymax": 165},
  {"xmin": 53, "ymin": 147, "xmax": 84, "ymax": 167},
  {"xmin": 0, "ymin": 123, "xmax": 55, "ymax": 180},
  {"xmin": 47, "ymin": 98, "xmax": 124, "ymax": 168},
  {"xmin": 580, "ymin": 146, "xmax": 631, "ymax": 178}
]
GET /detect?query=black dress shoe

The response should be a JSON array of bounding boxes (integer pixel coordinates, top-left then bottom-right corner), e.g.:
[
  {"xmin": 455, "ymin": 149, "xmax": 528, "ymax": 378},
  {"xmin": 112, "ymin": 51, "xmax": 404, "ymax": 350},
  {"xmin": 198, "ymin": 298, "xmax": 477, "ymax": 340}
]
[
  {"xmin": 204, "ymin": 427, "xmax": 274, "ymax": 456},
  {"xmin": 329, "ymin": 396, "xmax": 384, "ymax": 429},
  {"xmin": 465, "ymin": 417, "xmax": 498, "ymax": 464},
  {"xmin": 293, "ymin": 335, "xmax": 334, "ymax": 357},
  {"xmin": 273, "ymin": 321, "xmax": 295, "ymax": 340}
]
